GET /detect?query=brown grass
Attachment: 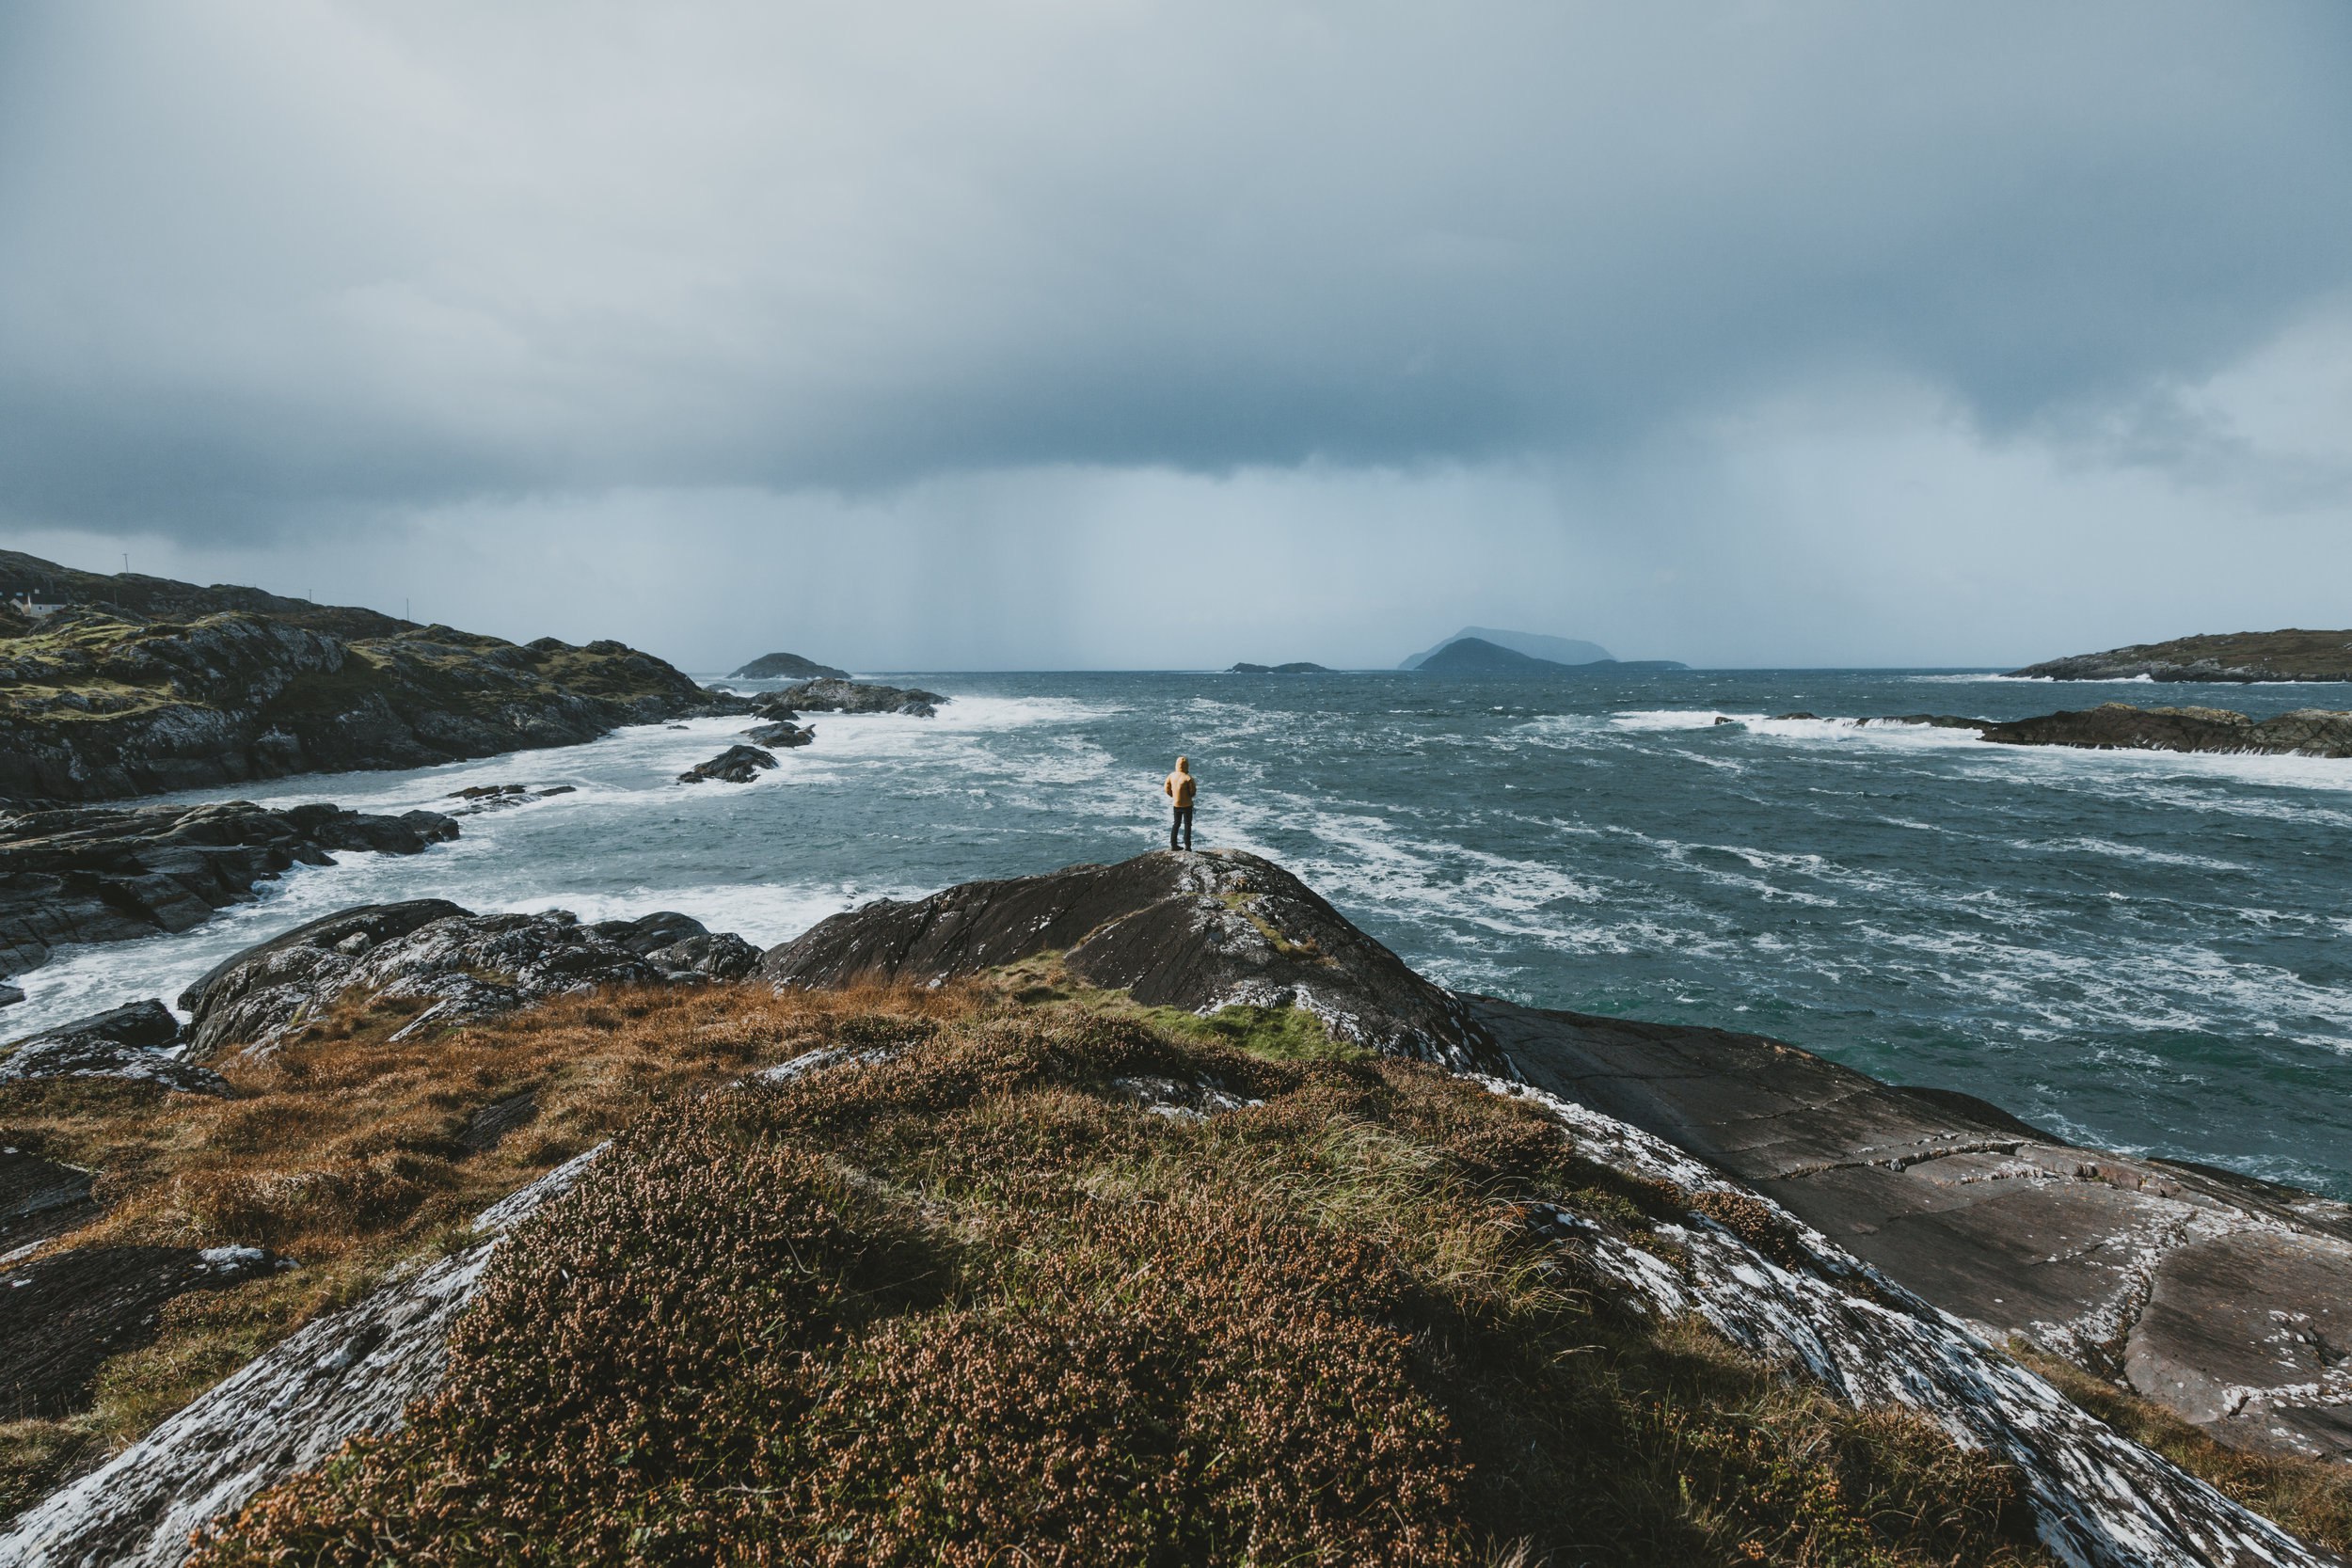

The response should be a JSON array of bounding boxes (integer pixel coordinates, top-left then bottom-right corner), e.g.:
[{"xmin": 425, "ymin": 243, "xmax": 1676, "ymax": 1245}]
[
  {"xmin": 0, "ymin": 980, "xmax": 969, "ymax": 1514},
  {"xmin": 183, "ymin": 1002, "xmax": 2051, "ymax": 1567}
]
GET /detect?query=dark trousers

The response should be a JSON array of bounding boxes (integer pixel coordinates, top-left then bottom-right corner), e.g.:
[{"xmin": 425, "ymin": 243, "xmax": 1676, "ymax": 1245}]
[{"xmin": 1169, "ymin": 805, "xmax": 1194, "ymax": 850}]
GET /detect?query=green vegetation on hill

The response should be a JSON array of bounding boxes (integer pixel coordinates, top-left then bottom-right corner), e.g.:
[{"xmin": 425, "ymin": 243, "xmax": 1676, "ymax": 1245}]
[
  {"xmin": 0, "ymin": 606, "xmax": 729, "ymax": 801},
  {"xmin": 2013, "ymin": 629, "xmax": 2352, "ymax": 682}
]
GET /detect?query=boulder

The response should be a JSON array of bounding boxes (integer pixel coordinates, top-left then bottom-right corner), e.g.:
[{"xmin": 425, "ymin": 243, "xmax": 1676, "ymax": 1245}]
[
  {"xmin": 0, "ymin": 1000, "xmax": 230, "ymax": 1096},
  {"xmin": 744, "ymin": 721, "xmax": 815, "ymax": 748},
  {"xmin": 181, "ymin": 901, "xmax": 758, "ymax": 1060},
  {"xmin": 677, "ymin": 745, "xmax": 777, "ymax": 784}
]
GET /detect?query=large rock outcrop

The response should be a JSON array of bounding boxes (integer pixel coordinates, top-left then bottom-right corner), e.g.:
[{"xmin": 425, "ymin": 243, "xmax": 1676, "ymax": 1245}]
[
  {"xmin": 0, "ymin": 552, "xmax": 749, "ymax": 803},
  {"xmin": 181, "ymin": 902, "xmax": 761, "ymax": 1060},
  {"xmin": 0, "ymin": 1244, "xmax": 285, "ymax": 1420},
  {"xmin": 0, "ymin": 799, "xmax": 459, "ymax": 998},
  {"xmin": 1787, "ymin": 705, "xmax": 2352, "ymax": 759},
  {"xmin": 771, "ymin": 849, "xmax": 2352, "ymax": 1464},
  {"xmin": 762, "ymin": 848, "xmax": 1503, "ymax": 1071},
  {"xmin": 2013, "ymin": 629, "xmax": 2352, "ymax": 683}
]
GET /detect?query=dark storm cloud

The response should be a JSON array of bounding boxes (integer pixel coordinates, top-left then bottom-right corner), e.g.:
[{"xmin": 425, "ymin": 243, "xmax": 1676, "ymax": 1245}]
[{"xmin": 2, "ymin": 1, "xmax": 2348, "ymax": 536}]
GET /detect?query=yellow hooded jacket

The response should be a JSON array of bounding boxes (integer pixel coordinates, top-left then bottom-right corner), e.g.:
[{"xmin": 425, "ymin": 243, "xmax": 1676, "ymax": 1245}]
[{"xmin": 1164, "ymin": 763, "xmax": 1197, "ymax": 809}]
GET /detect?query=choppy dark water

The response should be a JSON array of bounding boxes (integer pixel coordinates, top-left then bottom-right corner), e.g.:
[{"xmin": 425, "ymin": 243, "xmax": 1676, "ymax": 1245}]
[{"xmin": 13, "ymin": 669, "xmax": 2351, "ymax": 1197}]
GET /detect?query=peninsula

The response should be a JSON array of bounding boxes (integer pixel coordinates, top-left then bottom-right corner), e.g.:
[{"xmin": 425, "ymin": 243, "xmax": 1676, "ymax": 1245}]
[
  {"xmin": 0, "ymin": 553, "xmax": 746, "ymax": 804},
  {"xmin": 2012, "ymin": 629, "xmax": 2352, "ymax": 684}
]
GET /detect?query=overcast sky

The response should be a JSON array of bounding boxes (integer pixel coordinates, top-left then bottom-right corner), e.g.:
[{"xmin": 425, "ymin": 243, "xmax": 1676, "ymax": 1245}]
[{"xmin": 2, "ymin": 2, "xmax": 2347, "ymax": 670}]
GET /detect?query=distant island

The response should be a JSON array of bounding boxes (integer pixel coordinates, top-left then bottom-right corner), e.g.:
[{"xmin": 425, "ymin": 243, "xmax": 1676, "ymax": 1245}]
[
  {"xmin": 1413, "ymin": 636, "xmax": 1686, "ymax": 676},
  {"xmin": 729, "ymin": 651, "xmax": 850, "ymax": 680},
  {"xmin": 1227, "ymin": 661, "xmax": 1329, "ymax": 674},
  {"xmin": 2012, "ymin": 629, "xmax": 2352, "ymax": 683},
  {"xmin": 1400, "ymin": 626, "xmax": 1615, "ymax": 669}
]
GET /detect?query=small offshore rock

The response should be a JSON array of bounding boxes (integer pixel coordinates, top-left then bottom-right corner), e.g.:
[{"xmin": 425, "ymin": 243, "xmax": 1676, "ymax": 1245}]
[
  {"xmin": 765, "ymin": 678, "xmax": 945, "ymax": 716},
  {"xmin": 729, "ymin": 651, "xmax": 850, "ymax": 680},
  {"xmin": 744, "ymin": 721, "xmax": 815, "ymax": 748},
  {"xmin": 678, "ymin": 745, "xmax": 777, "ymax": 784}
]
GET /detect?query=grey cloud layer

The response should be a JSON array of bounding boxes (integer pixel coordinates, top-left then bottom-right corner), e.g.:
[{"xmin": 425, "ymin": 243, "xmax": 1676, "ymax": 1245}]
[{"xmin": 3, "ymin": 2, "xmax": 2348, "ymax": 534}]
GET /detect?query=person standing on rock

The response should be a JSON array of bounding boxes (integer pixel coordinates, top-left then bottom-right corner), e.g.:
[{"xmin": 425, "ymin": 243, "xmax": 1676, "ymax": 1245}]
[{"xmin": 1164, "ymin": 755, "xmax": 1197, "ymax": 851}]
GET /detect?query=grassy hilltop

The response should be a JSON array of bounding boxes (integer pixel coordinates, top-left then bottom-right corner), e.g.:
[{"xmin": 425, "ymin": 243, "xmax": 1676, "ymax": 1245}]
[{"xmin": 8, "ymin": 968, "xmax": 2347, "ymax": 1563}]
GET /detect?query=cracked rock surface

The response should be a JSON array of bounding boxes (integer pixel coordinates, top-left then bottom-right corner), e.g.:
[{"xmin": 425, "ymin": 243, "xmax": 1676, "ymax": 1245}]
[
  {"xmin": 0, "ymin": 1000, "xmax": 230, "ymax": 1096},
  {"xmin": 1478, "ymin": 996, "xmax": 2352, "ymax": 1461},
  {"xmin": 180, "ymin": 901, "xmax": 762, "ymax": 1060}
]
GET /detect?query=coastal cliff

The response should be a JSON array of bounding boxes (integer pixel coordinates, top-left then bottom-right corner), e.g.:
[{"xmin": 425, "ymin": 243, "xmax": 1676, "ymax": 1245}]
[
  {"xmin": 4, "ymin": 853, "xmax": 2343, "ymax": 1566},
  {"xmin": 0, "ymin": 554, "xmax": 746, "ymax": 803}
]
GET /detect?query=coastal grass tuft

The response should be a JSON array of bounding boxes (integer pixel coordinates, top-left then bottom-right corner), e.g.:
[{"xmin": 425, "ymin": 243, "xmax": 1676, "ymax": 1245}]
[{"xmin": 185, "ymin": 1004, "xmax": 2050, "ymax": 1567}]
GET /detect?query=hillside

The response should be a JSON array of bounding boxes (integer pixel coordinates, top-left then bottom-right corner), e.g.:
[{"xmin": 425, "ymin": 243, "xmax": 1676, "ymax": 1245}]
[
  {"xmin": 728, "ymin": 651, "xmax": 850, "ymax": 679},
  {"xmin": 2012, "ymin": 629, "xmax": 2352, "ymax": 683},
  {"xmin": 0, "ymin": 553, "xmax": 742, "ymax": 802},
  {"xmin": 1403, "ymin": 626, "xmax": 1615, "ymax": 668},
  {"xmin": 3, "ymin": 852, "xmax": 2344, "ymax": 1566}
]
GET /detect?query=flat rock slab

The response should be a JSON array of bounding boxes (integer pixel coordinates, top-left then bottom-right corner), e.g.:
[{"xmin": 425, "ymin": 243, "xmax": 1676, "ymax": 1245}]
[
  {"xmin": 0, "ymin": 1244, "xmax": 282, "ymax": 1418},
  {"xmin": 1477, "ymin": 994, "xmax": 2352, "ymax": 1459}
]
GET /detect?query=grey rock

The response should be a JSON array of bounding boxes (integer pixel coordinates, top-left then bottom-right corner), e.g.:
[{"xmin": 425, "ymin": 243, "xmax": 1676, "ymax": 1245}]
[
  {"xmin": 181, "ymin": 900, "xmax": 759, "ymax": 1060},
  {"xmin": 764, "ymin": 848, "xmax": 1503, "ymax": 1072},
  {"xmin": 454, "ymin": 1089, "xmax": 538, "ymax": 1155},
  {"xmin": 743, "ymin": 721, "xmax": 815, "ymax": 748},
  {"xmin": 762, "ymin": 678, "xmax": 945, "ymax": 716},
  {"xmin": 0, "ymin": 1001, "xmax": 230, "ymax": 1096},
  {"xmin": 1, "ymin": 982, "xmax": 24, "ymax": 1007},
  {"xmin": 677, "ymin": 744, "xmax": 776, "ymax": 784}
]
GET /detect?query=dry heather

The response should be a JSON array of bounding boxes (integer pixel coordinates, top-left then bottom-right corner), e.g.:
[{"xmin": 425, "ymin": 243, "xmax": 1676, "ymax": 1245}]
[
  {"xmin": 0, "ymin": 981, "xmax": 970, "ymax": 1518},
  {"xmin": 174, "ymin": 997, "xmax": 2053, "ymax": 1567}
]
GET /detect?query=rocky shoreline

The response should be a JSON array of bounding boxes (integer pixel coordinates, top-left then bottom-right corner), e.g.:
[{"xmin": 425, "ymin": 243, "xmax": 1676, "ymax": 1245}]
[
  {"xmin": 2013, "ymin": 629, "xmax": 2352, "ymax": 684},
  {"xmin": 2, "ymin": 850, "xmax": 2342, "ymax": 1565},
  {"xmin": 0, "ymin": 552, "xmax": 755, "ymax": 804},
  {"xmin": 1772, "ymin": 702, "xmax": 2352, "ymax": 758},
  {"xmin": 0, "ymin": 799, "xmax": 460, "ymax": 1009}
]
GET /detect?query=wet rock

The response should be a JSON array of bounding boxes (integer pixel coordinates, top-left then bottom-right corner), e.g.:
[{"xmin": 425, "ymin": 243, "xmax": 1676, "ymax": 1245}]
[
  {"xmin": 1855, "ymin": 703, "xmax": 2352, "ymax": 757},
  {"xmin": 181, "ymin": 901, "xmax": 757, "ymax": 1059},
  {"xmin": 1, "ymin": 1148, "xmax": 100, "ymax": 1253},
  {"xmin": 0, "ymin": 1243, "xmax": 285, "ymax": 1418},
  {"xmin": 2, "ymin": 981, "xmax": 25, "ymax": 1008},
  {"xmin": 0, "ymin": 1151, "xmax": 599, "ymax": 1568},
  {"xmin": 0, "ymin": 1000, "xmax": 230, "ymax": 1096},
  {"xmin": 677, "ymin": 744, "xmax": 776, "ymax": 784},
  {"xmin": 743, "ymin": 721, "xmax": 814, "ymax": 748},
  {"xmin": 763, "ymin": 848, "xmax": 1503, "ymax": 1071},
  {"xmin": 0, "ymin": 798, "xmax": 459, "ymax": 990},
  {"xmin": 764, "ymin": 678, "xmax": 945, "ymax": 716}
]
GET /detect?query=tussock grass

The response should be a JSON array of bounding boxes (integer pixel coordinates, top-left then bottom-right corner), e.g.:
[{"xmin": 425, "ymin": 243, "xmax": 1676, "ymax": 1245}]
[{"xmin": 183, "ymin": 1002, "xmax": 2049, "ymax": 1567}]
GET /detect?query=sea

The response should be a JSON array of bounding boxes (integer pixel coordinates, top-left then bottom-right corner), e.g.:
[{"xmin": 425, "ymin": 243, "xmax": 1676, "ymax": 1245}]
[{"xmin": 9, "ymin": 669, "xmax": 2350, "ymax": 1200}]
